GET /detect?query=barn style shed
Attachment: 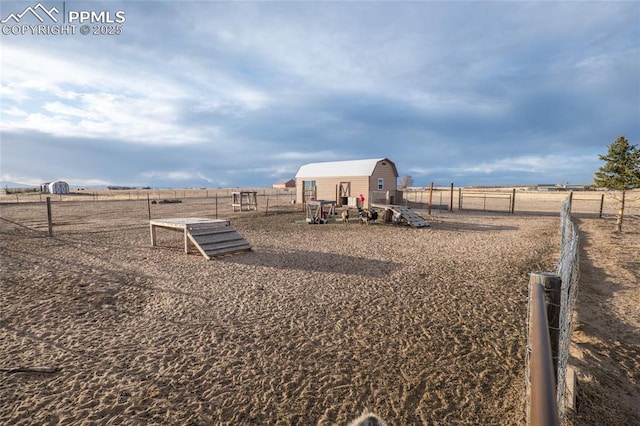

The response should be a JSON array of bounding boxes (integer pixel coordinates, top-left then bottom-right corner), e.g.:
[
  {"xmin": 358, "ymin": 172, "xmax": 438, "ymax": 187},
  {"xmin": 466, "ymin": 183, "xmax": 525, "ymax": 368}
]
[
  {"xmin": 41, "ymin": 181, "xmax": 70, "ymax": 194},
  {"xmin": 295, "ymin": 158, "xmax": 399, "ymax": 208},
  {"xmin": 272, "ymin": 178, "xmax": 296, "ymax": 189}
]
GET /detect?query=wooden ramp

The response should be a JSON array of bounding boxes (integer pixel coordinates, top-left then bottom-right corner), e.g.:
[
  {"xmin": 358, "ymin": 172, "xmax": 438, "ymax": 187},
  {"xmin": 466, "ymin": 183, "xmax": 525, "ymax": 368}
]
[
  {"xmin": 186, "ymin": 223, "xmax": 251, "ymax": 259},
  {"xmin": 373, "ymin": 204, "xmax": 431, "ymax": 228}
]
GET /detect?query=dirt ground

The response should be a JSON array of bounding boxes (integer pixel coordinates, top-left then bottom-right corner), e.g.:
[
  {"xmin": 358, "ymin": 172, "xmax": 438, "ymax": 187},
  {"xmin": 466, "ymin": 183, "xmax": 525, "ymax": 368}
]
[
  {"xmin": 0, "ymin": 193, "xmax": 638, "ymax": 425},
  {"xmin": 567, "ymin": 217, "xmax": 640, "ymax": 425}
]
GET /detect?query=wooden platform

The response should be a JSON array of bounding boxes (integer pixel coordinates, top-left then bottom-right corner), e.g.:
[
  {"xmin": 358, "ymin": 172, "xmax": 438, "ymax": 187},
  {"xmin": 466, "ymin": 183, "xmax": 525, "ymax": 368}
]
[
  {"xmin": 371, "ymin": 204, "xmax": 431, "ymax": 228},
  {"xmin": 149, "ymin": 218, "xmax": 251, "ymax": 259}
]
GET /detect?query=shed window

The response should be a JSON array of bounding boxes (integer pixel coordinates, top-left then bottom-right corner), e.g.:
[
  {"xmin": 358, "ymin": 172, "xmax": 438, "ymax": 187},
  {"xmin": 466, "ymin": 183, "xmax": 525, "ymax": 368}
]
[{"xmin": 377, "ymin": 178, "xmax": 384, "ymax": 190}]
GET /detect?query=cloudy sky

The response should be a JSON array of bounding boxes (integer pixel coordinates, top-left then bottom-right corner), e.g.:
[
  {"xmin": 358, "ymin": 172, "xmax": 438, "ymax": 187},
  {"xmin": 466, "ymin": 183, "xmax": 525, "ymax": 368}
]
[{"xmin": 1, "ymin": 1, "xmax": 638, "ymax": 188}]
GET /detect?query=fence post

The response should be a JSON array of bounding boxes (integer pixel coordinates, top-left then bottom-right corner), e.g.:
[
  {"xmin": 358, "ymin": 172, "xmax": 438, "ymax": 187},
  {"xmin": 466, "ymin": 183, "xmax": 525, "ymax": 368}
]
[
  {"xmin": 599, "ymin": 193, "xmax": 604, "ymax": 218},
  {"xmin": 450, "ymin": 183, "xmax": 454, "ymax": 211},
  {"xmin": 568, "ymin": 192, "xmax": 573, "ymax": 214},
  {"xmin": 458, "ymin": 188, "xmax": 462, "ymax": 210},
  {"xmin": 46, "ymin": 197, "xmax": 53, "ymax": 237},
  {"xmin": 428, "ymin": 182, "xmax": 434, "ymax": 215},
  {"xmin": 147, "ymin": 194, "xmax": 151, "ymax": 220},
  {"xmin": 511, "ymin": 188, "xmax": 516, "ymax": 214}
]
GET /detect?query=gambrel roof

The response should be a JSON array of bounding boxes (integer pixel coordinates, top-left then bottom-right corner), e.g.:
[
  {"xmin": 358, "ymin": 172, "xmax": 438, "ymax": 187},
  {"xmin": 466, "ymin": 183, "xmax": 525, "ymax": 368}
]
[{"xmin": 295, "ymin": 158, "xmax": 397, "ymax": 178}]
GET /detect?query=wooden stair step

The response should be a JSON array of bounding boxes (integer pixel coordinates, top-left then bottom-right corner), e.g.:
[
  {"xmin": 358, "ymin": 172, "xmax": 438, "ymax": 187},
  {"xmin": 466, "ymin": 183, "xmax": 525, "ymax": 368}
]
[
  {"xmin": 200, "ymin": 240, "xmax": 250, "ymax": 251},
  {"xmin": 203, "ymin": 244, "xmax": 252, "ymax": 256},
  {"xmin": 191, "ymin": 233, "xmax": 244, "ymax": 245},
  {"xmin": 188, "ymin": 227, "xmax": 234, "ymax": 237}
]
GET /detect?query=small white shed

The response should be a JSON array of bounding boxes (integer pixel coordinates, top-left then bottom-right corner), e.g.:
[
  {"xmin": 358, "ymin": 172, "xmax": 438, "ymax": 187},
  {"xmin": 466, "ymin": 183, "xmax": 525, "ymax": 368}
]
[{"xmin": 48, "ymin": 181, "xmax": 70, "ymax": 194}]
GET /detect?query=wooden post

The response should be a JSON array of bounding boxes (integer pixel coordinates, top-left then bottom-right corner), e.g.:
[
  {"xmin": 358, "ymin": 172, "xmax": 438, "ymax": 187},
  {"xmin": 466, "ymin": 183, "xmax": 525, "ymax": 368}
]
[
  {"xmin": 265, "ymin": 196, "xmax": 270, "ymax": 216},
  {"xmin": 149, "ymin": 223, "xmax": 157, "ymax": 246},
  {"xmin": 458, "ymin": 188, "xmax": 462, "ymax": 210},
  {"xmin": 568, "ymin": 191, "xmax": 573, "ymax": 214},
  {"xmin": 616, "ymin": 190, "xmax": 625, "ymax": 232},
  {"xmin": 147, "ymin": 194, "xmax": 151, "ymax": 220},
  {"xmin": 599, "ymin": 193, "xmax": 604, "ymax": 219},
  {"xmin": 450, "ymin": 183, "xmax": 454, "ymax": 212},
  {"xmin": 511, "ymin": 188, "xmax": 516, "ymax": 214},
  {"xmin": 215, "ymin": 194, "xmax": 218, "ymax": 219},
  {"xmin": 428, "ymin": 182, "xmax": 434, "ymax": 215},
  {"xmin": 46, "ymin": 197, "xmax": 53, "ymax": 237}
]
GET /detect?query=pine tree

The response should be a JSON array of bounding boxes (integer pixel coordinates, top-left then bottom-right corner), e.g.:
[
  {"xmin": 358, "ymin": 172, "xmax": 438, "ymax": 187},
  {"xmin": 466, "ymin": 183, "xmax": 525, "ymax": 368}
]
[{"xmin": 593, "ymin": 136, "xmax": 640, "ymax": 232}]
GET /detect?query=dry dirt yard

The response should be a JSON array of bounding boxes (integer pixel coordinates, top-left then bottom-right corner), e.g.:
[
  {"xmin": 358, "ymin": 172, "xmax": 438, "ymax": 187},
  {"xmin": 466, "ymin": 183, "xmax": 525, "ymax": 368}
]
[
  {"xmin": 568, "ymin": 216, "xmax": 640, "ymax": 425},
  {"xmin": 0, "ymin": 196, "xmax": 638, "ymax": 425}
]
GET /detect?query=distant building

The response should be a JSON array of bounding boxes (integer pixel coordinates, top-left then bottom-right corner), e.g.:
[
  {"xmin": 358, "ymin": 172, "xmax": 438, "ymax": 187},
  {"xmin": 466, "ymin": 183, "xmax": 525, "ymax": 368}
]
[
  {"xmin": 537, "ymin": 183, "xmax": 589, "ymax": 191},
  {"xmin": 564, "ymin": 184, "xmax": 589, "ymax": 191},
  {"xmin": 272, "ymin": 179, "xmax": 296, "ymax": 189},
  {"xmin": 536, "ymin": 184, "xmax": 561, "ymax": 191},
  {"xmin": 41, "ymin": 180, "xmax": 70, "ymax": 194}
]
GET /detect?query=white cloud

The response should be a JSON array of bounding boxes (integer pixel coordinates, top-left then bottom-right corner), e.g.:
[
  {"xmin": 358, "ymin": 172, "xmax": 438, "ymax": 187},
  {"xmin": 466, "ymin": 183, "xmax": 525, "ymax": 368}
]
[
  {"xmin": 1, "ymin": 106, "xmax": 28, "ymax": 117},
  {"xmin": 273, "ymin": 150, "xmax": 339, "ymax": 161},
  {"xmin": 140, "ymin": 170, "xmax": 227, "ymax": 186},
  {"xmin": 409, "ymin": 154, "xmax": 601, "ymax": 179},
  {"xmin": 458, "ymin": 154, "xmax": 599, "ymax": 175},
  {"xmin": 0, "ymin": 43, "xmax": 260, "ymax": 145}
]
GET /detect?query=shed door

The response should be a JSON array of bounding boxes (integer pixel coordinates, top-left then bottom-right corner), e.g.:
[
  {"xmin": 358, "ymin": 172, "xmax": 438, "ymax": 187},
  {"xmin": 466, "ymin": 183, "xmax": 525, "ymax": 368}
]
[{"xmin": 338, "ymin": 182, "xmax": 351, "ymax": 206}]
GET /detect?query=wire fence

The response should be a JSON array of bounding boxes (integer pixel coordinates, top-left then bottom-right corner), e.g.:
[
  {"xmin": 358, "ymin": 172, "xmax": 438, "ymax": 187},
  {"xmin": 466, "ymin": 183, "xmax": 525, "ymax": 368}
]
[
  {"xmin": 555, "ymin": 197, "xmax": 580, "ymax": 418},
  {"xmin": 396, "ymin": 187, "xmax": 640, "ymax": 217},
  {"xmin": 525, "ymin": 196, "xmax": 580, "ymax": 425},
  {"xmin": 0, "ymin": 190, "xmax": 299, "ymax": 237}
]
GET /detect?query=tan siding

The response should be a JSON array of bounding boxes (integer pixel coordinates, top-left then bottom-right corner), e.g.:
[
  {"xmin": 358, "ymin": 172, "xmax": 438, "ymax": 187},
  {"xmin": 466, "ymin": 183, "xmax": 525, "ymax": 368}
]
[
  {"xmin": 371, "ymin": 162, "xmax": 398, "ymax": 192},
  {"xmin": 314, "ymin": 177, "xmax": 338, "ymax": 201},
  {"xmin": 340, "ymin": 176, "xmax": 370, "ymax": 203},
  {"xmin": 296, "ymin": 179, "xmax": 302, "ymax": 202},
  {"xmin": 296, "ymin": 176, "xmax": 370, "ymax": 204},
  {"xmin": 315, "ymin": 176, "xmax": 369, "ymax": 201}
]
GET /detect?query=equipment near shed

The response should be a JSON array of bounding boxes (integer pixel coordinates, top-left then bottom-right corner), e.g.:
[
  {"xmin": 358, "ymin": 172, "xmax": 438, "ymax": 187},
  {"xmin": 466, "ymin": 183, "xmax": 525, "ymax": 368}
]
[
  {"xmin": 372, "ymin": 204, "xmax": 430, "ymax": 228},
  {"xmin": 149, "ymin": 218, "xmax": 251, "ymax": 259},
  {"xmin": 232, "ymin": 191, "xmax": 258, "ymax": 212},
  {"xmin": 305, "ymin": 200, "xmax": 336, "ymax": 224}
]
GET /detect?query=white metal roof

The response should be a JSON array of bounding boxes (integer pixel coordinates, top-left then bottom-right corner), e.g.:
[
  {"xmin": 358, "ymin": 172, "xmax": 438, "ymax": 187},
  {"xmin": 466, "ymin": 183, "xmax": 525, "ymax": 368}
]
[{"xmin": 295, "ymin": 158, "xmax": 393, "ymax": 178}]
